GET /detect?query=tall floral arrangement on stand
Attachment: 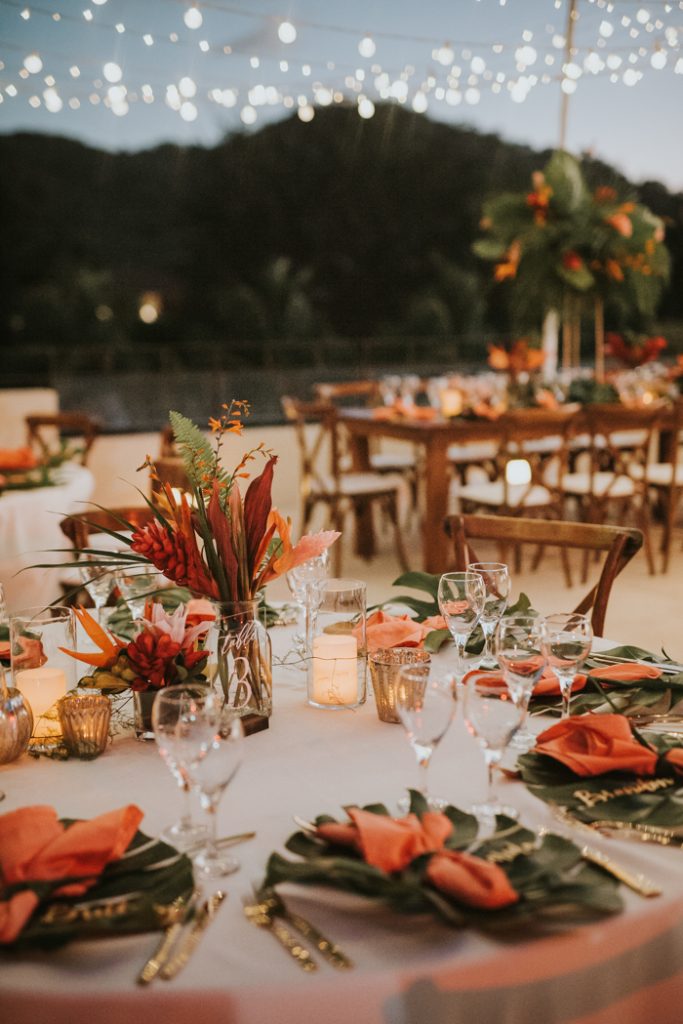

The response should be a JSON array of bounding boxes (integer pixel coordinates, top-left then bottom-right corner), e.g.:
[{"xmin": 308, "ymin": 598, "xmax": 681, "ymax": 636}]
[
  {"xmin": 473, "ymin": 151, "xmax": 670, "ymax": 380},
  {"xmin": 66, "ymin": 401, "xmax": 339, "ymax": 729}
]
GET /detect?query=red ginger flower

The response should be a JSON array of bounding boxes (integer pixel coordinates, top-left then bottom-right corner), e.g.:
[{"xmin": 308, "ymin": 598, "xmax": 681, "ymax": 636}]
[{"xmin": 126, "ymin": 632, "xmax": 206, "ymax": 691}]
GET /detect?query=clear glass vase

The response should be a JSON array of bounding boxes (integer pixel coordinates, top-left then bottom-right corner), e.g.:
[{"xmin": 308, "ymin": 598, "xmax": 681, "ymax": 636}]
[
  {"xmin": 211, "ymin": 601, "xmax": 272, "ymax": 734},
  {"xmin": 133, "ymin": 690, "xmax": 156, "ymax": 741}
]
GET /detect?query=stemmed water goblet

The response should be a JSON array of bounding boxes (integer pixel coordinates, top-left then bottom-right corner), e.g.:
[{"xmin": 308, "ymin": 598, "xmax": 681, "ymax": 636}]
[
  {"xmin": 437, "ymin": 571, "xmax": 486, "ymax": 682},
  {"xmin": 286, "ymin": 550, "xmax": 329, "ymax": 660},
  {"xmin": 117, "ymin": 565, "xmax": 164, "ymax": 621},
  {"xmin": 151, "ymin": 683, "xmax": 214, "ymax": 852},
  {"xmin": 185, "ymin": 701, "xmax": 245, "ymax": 878},
  {"xmin": 494, "ymin": 614, "xmax": 546, "ymax": 754},
  {"xmin": 77, "ymin": 562, "xmax": 116, "ymax": 619},
  {"xmin": 541, "ymin": 613, "xmax": 593, "ymax": 719},
  {"xmin": 396, "ymin": 665, "xmax": 456, "ymax": 812},
  {"xmin": 467, "ymin": 562, "xmax": 510, "ymax": 669},
  {"xmin": 462, "ymin": 670, "xmax": 526, "ymax": 827}
]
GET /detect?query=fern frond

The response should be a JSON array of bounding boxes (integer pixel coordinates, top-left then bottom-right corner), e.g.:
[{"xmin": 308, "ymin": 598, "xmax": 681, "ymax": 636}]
[{"xmin": 169, "ymin": 410, "xmax": 230, "ymax": 491}]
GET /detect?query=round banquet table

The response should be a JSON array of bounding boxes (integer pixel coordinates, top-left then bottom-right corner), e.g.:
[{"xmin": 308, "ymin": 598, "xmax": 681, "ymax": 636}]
[
  {"xmin": 2, "ymin": 629, "xmax": 683, "ymax": 1024},
  {"xmin": 0, "ymin": 464, "xmax": 94, "ymax": 613}
]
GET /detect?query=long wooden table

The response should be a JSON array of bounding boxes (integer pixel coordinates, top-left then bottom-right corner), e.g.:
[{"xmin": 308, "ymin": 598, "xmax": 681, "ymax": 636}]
[{"xmin": 339, "ymin": 409, "xmax": 501, "ymax": 573}]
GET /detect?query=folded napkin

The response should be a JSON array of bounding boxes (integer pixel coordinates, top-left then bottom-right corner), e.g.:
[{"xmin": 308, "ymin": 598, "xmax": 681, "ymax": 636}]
[
  {"xmin": 588, "ymin": 662, "xmax": 663, "ymax": 682},
  {"xmin": 316, "ymin": 807, "xmax": 452, "ymax": 873},
  {"xmin": 425, "ymin": 849, "xmax": 519, "ymax": 909},
  {"xmin": 0, "ymin": 447, "xmax": 37, "ymax": 472},
  {"xmin": 534, "ymin": 715, "xmax": 659, "ymax": 777},
  {"xmin": 0, "ymin": 804, "xmax": 143, "ymax": 944},
  {"xmin": 360, "ymin": 610, "xmax": 446, "ymax": 654}
]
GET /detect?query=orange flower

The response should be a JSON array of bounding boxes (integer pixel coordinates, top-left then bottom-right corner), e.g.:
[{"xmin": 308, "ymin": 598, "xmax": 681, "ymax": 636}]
[
  {"xmin": 606, "ymin": 213, "xmax": 633, "ymax": 238},
  {"xmin": 605, "ymin": 258, "xmax": 624, "ymax": 282},
  {"xmin": 562, "ymin": 250, "xmax": 584, "ymax": 272},
  {"xmin": 594, "ymin": 185, "xmax": 617, "ymax": 203},
  {"xmin": 59, "ymin": 607, "xmax": 127, "ymax": 668}
]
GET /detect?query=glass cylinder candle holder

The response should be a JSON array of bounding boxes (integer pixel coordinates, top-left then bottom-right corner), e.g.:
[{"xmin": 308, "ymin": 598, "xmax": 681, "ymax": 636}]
[
  {"xmin": 58, "ymin": 692, "xmax": 111, "ymax": 759},
  {"xmin": 306, "ymin": 578, "xmax": 366, "ymax": 709},
  {"xmin": 10, "ymin": 606, "xmax": 76, "ymax": 737}
]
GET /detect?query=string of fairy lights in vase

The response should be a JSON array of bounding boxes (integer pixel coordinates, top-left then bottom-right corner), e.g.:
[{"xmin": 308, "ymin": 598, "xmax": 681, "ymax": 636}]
[{"xmin": 0, "ymin": 0, "xmax": 680, "ymax": 126}]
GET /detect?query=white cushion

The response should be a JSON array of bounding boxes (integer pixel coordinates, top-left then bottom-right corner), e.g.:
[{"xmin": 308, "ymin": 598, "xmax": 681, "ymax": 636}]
[
  {"xmin": 312, "ymin": 471, "xmax": 405, "ymax": 496},
  {"xmin": 456, "ymin": 480, "xmax": 553, "ymax": 508},
  {"xmin": 448, "ymin": 442, "xmax": 497, "ymax": 463},
  {"xmin": 562, "ymin": 471, "xmax": 636, "ymax": 498},
  {"xmin": 630, "ymin": 462, "xmax": 683, "ymax": 486},
  {"xmin": 370, "ymin": 451, "xmax": 416, "ymax": 471}
]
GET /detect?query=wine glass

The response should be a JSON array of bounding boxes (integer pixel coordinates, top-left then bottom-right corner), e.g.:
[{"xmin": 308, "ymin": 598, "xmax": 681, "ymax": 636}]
[
  {"xmin": 151, "ymin": 684, "xmax": 213, "ymax": 851},
  {"xmin": 542, "ymin": 613, "xmax": 593, "ymax": 719},
  {"xmin": 462, "ymin": 670, "xmax": 526, "ymax": 827},
  {"xmin": 494, "ymin": 614, "xmax": 546, "ymax": 753},
  {"xmin": 437, "ymin": 571, "xmax": 486, "ymax": 682},
  {"xmin": 396, "ymin": 665, "xmax": 456, "ymax": 811},
  {"xmin": 467, "ymin": 562, "xmax": 510, "ymax": 669},
  {"xmin": 286, "ymin": 550, "xmax": 329, "ymax": 659},
  {"xmin": 117, "ymin": 565, "xmax": 164, "ymax": 621},
  {"xmin": 77, "ymin": 562, "xmax": 115, "ymax": 617},
  {"xmin": 188, "ymin": 705, "xmax": 245, "ymax": 878}
]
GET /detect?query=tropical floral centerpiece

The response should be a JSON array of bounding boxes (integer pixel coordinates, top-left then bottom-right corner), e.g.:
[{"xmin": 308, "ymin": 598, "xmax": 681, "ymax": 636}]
[{"xmin": 67, "ymin": 401, "xmax": 339, "ymax": 728}]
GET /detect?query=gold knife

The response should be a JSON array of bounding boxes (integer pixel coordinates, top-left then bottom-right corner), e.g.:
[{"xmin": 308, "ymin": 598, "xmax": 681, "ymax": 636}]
[
  {"xmin": 160, "ymin": 891, "xmax": 227, "ymax": 980},
  {"xmin": 244, "ymin": 900, "xmax": 318, "ymax": 972},
  {"xmin": 580, "ymin": 844, "xmax": 662, "ymax": 897},
  {"xmin": 137, "ymin": 889, "xmax": 201, "ymax": 986},
  {"xmin": 258, "ymin": 889, "xmax": 352, "ymax": 970}
]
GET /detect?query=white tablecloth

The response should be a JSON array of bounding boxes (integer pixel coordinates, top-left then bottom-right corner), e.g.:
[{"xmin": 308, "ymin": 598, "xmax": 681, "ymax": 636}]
[
  {"xmin": 0, "ymin": 464, "xmax": 94, "ymax": 613},
  {"xmin": 2, "ymin": 631, "xmax": 683, "ymax": 1024}
]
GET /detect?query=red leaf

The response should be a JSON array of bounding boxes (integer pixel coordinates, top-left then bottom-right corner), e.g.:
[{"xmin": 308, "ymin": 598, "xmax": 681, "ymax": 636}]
[
  {"xmin": 208, "ymin": 481, "xmax": 237, "ymax": 601},
  {"xmin": 243, "ymin": 455, "xmax": 277, "ymax": 579}
]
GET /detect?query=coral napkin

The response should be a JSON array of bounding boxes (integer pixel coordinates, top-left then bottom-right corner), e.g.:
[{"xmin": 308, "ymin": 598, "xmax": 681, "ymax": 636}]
[
  {"xmin": 588, "ymin": 662, "xmax": 663, "ymax": 682},
  {"xmin": 360, "ymin": 610, "xmax": 447, "ymax": 654},
  {"xmin": 0, "ymin": 447, "xmax": 37, "ymax": 472},
  {"xmin": 534, "ymin": 715, "xmax": 659, "ymax": 777},
  {"xmin": 534, "ymin": 669, "xmax": 587, "ymax": 696},
  {"xmin": 0, "ymin": 804, "xmax": 143, "ymax": 944},
  {"xmin": 425, "ymin": 850, "xmax": 519, "ymax": 909},
  {"xmin": 316, "ymin": 807, "xmax": 452, "ymax": 873}
]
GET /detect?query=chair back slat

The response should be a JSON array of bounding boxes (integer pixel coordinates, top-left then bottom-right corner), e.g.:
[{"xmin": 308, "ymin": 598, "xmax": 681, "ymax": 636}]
[
  {"xmin": 445, "ymin": 512, "xmax": 642, "ymax": 636},
  {"xmin": 26, "ymin": 412, "xmax": 100, "ymax": 466}
]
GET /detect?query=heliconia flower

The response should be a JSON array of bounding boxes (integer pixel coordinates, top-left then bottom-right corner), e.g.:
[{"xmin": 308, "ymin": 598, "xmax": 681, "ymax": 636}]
[{"xmin": 257, "ymin": 510, "xmax": 339, "ymax": 586}]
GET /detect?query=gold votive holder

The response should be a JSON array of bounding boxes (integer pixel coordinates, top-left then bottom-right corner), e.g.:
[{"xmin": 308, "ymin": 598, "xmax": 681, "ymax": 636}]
[
  {"xmin": 368, "ymin": 647, "xmax": 431, "ymax": 723},
  {"xmin": 58, "ymin": 693, "xmax": 112, "ymax": 760}
]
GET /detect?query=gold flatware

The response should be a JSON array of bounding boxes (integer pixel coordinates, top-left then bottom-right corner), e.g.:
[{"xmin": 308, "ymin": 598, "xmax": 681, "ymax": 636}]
[
  {"xmin": 584, "ymin": 819, "xmax": 683, "ymax": 847},
  {"xmin": 258, "ymin": 888, "xmax": 352, "ymax": 970},
  {"xmin": 137, "ymin": 889, "xmax": 201, "ymax": 985},
  {"xmin": 244, "ymin": 898, "xmax": 318, "ymax": 972},
  {"xmin": 160, "ymin": 890, "xmax": 227, "ymax": 980},
  {"xmin": 579, "ymin": 845, "xmax": 661, "ymax": 897}
]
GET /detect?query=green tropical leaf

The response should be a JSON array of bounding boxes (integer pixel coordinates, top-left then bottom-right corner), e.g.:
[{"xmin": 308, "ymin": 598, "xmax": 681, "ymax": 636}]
[{"xmin": 424, "ymin": 628, "xmax": 451, "ymax": 652}]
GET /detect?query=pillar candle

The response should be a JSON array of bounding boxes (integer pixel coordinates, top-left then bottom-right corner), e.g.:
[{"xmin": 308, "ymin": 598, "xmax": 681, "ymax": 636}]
[
  {"xmin": 440, "ymin": 388, "xmax": 463, "ymax": 418},
  {"xmin": 310, "ymin": 634, "xmax": 358, "ymax": 706},
  {"xmin": 15, "ymin": 667, "xmax": 67, "ymax": 736}
]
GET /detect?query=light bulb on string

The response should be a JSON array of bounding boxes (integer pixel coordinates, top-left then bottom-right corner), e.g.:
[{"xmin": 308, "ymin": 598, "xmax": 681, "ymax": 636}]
[
  {"xmin": 23, "ymin": 54, "xmax": 43, "ymax": 74},
  {"xmin": 184, "ymin": 6, "xmax": 202, "ymax": 30},
  {"xmin": 358, "ymin": 35, "xmax": 376, "ymax": 58},
  {"xmin": 103, "ymin": 61, "xmax": 122, "ymax": 83},
  {"xmin": 358, "ymin": 96, "xmax": 374, "ymax": 118},
  {"xmin": 278, "ymin": 21, "xmax": 296, "ymax": 44}
]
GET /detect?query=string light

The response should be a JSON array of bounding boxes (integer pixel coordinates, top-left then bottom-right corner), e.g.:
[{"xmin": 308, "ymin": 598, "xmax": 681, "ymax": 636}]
[
  {"xmin": 358, "ymin": 35, "xmax": 376, "ymax": 58},
  {"xmin": 277, "ymin": 21, "xmax": 296, "ymax": 45},
  {"xmin": 183, "ymin": 7, "xmax": 202, "ymax": 30}
]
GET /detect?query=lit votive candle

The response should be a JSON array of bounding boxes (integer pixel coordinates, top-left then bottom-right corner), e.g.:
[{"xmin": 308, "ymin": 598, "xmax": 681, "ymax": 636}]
[
  {"xmin": 440, "ymin": 388, "xmax": 463, "ymax": 418},
  {"xmin": 310, "ymin": 634, "xmax": 358, "ymax": 707},
  {"xmin": 15, "ymin": 667, "xmax": 68, "ymax": 736}
]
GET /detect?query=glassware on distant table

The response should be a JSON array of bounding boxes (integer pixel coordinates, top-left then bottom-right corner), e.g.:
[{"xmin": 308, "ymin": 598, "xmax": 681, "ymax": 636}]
[
  {"xmin": 117, "ymin": 565, "xmax": 164, "ymax": 621},
  {"xmin": 188, "ymin": 703, "xmax": 244, "ymax": 878},
  {"xmin": 0, "ymin": 582, "xmax": 8, "ymax": 625},
  {"xmin": 494, "ymin": 613, "xmax": 546, "ymax": 752},
  {"xmin": 542, "ymin": 613, "xmax": 593, "ymax": 719},
  {"xmin": 463, "ymin": 670, "xmax": 526, "ymax": 826},
  {"xmin": 151, "ymin": 684, "xmax": 212, "ymax": 852},
  {"xmin": 286, "ymin": 549, "xmax": 329, "ymax": 660},
  {"xmin": 437, "ymin": 571, "xmax": 486, "ymax": 682},
  {"xmin": 396, "ymin": 665, "xmax": 456, "ymax": 811},
  {"xmin": 467, "ymin": 562, "xmax": 510, "ymax": 669},
  {"xmin": 77, "ymin": 562, "xmax": 116, "ymax": 615}
]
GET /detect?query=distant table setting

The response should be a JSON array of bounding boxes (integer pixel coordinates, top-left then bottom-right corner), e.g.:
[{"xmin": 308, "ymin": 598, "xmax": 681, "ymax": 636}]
[
  {"xmin": 4, "ymin": 406, "xmax": 683, "ymax": 1024},
  {"xmin": 0, "ymin": 459, "xmax": 94, "ymax": 610}
]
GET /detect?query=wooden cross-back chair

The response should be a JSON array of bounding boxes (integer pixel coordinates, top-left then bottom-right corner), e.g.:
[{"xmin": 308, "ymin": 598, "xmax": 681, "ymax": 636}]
[
  {"xmin": 60, "ymin": 507, "xmax": 157, "ymax": 552},
  {"xmin": 281, "ymin": 395, "xmax": 409, "ymax": 576},
  {"xmin": 561, "ymin": 402, "xmax": 663, "ymax": 575},
  {"xmin": 445, "ymin": 512, "xmax": 643, "ymax": 636},
  {"xmin": 26, "ymin": 412, "xmax": 100, "ymax": 466}
]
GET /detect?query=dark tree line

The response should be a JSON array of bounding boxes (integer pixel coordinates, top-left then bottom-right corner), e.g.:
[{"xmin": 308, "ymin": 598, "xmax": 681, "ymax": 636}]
[{"xmin": 1, "ymin": 103, "xmax": 681, "ymax": 368}]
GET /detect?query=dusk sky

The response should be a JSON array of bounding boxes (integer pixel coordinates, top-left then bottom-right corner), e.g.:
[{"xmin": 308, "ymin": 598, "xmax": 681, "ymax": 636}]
[{"xmin": 1, "ymin": 0, "xmax": 682, "ymax": 189}]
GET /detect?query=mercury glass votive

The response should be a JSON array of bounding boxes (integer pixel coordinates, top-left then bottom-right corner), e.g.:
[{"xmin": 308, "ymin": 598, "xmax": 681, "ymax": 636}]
[
  {"xmin": 58, "ymin": 692, "xmax": 112, "ymax": 759},
  {"xmin": 369, "ymin": 647, "xmax": 431, "ymax": 723},
  {"xmin": 0, "ymin": 687, "xmax": 34, "ymax": 764}
]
